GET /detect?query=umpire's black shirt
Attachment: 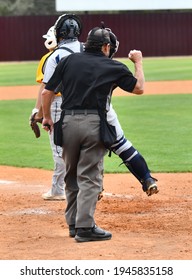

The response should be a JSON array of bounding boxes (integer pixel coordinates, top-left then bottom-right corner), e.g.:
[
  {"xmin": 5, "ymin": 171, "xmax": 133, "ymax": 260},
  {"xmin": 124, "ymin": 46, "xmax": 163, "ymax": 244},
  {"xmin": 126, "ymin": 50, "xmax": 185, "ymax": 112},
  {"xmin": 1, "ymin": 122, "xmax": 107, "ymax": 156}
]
[{"xmin": 45, "ymin": 50, "xmax": 137, "ymax": 111}]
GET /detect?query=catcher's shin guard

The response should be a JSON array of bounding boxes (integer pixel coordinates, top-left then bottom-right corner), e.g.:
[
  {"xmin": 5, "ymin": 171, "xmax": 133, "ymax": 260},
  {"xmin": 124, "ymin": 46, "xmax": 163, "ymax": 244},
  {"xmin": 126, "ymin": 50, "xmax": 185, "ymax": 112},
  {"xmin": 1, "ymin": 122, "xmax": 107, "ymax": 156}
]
[
  {"xmin": 124, "ymin": 160, "xmax": 143, "ymax": 183},
  {"xmin": 120, "ymin": 148, "xmax": 151, "ymax": 183}
]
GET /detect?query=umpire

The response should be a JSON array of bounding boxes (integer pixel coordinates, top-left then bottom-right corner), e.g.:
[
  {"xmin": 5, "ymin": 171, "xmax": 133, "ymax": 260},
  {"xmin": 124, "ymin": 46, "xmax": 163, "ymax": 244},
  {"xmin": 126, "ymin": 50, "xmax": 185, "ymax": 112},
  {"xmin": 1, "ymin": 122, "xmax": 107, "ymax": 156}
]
[{"xmin": 42, "ymin": 26, "xmax": 145, "ymax": 242}]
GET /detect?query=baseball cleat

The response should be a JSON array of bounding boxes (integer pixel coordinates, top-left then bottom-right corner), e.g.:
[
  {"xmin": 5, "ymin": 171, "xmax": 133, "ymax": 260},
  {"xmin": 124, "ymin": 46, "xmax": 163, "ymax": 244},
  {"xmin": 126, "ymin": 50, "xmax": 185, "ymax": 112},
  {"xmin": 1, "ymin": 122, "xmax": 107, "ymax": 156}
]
[
  {"xmin": 146, "ymin": 185, "xmax": 159, "ymax": 196},
  {"xmin": 142, "ymin": 177, "xmax": 159, "ymax": 196},
  {"xmin": 42, "ymin": 190, "xmax": 66, "ymax": 200}
]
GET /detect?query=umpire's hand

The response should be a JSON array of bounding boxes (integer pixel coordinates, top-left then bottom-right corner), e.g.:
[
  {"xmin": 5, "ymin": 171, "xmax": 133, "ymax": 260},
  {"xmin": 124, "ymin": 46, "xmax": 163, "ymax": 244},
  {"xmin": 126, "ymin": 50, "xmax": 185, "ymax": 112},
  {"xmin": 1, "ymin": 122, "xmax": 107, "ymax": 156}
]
[
  {"xmin": 42, "ymin": 118, "xmax": 54, "ymax": 133},
  {"xmin": 128, "ymin": 49, "xmax": 143, "ymax": 63}
]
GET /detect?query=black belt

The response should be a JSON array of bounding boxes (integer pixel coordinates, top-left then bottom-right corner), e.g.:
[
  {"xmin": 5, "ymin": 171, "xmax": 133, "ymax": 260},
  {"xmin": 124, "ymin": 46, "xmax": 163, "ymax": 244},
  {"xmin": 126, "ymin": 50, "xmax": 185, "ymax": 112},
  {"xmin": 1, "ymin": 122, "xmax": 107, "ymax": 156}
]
[{"xmin": 64, "ymin": 109, "xmax": 98, "ymax": 115}]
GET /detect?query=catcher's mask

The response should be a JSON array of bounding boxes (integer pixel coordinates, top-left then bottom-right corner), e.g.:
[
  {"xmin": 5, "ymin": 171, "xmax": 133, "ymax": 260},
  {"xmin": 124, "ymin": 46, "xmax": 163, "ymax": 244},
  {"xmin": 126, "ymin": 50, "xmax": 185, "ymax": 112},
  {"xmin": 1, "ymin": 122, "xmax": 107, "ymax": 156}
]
[
  {"xmin": 106, "ymin": 28, "xmax": 119, "ymax": 58},
  {"xmin": 54, "ymin": 14, "xmax": 82, "ymax": 42},
  {"xmin": 42, "ymin": 26, "xmax": 57, "ymax": 50},
  {"xmin": 100, "ymin": 22, "xmax": 119, "ymax": 58}
]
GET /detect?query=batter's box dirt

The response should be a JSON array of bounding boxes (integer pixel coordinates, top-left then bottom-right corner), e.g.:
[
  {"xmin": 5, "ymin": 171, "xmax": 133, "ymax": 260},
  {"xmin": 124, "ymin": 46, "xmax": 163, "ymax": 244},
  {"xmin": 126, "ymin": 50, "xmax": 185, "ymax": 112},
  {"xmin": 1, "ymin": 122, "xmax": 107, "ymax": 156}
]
[{"xmin": 0, "ymin": 166, "xmax": 191, "ymax": 260}]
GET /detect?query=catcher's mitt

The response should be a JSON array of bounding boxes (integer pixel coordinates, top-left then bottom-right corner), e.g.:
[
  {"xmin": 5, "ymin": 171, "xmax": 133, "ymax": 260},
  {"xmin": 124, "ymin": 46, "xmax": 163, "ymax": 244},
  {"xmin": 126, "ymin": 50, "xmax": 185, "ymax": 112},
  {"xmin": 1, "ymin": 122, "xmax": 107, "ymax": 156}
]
[{"xmin": 29, "ymin": 111, "xmax": 43, "ymax": 138}]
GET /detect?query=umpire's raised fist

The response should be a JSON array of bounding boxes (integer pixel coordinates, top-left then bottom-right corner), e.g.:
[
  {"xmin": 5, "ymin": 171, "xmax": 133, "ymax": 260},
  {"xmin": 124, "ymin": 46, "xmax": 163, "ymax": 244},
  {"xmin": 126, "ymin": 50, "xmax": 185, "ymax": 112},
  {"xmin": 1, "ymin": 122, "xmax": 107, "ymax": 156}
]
[{"xmin": 128, "ymin": 50, "xmax": 143, "ymax": 63}]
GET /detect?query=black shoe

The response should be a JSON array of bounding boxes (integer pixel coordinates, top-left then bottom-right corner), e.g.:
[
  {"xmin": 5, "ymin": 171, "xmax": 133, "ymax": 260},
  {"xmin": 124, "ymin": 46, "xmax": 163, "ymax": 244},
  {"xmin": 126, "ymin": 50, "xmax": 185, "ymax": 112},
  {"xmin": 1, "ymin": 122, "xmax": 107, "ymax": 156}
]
[
  {"xmin": 142, "ymin": 177, "xmax": 159, "ymax": 196},
  {"xmin": 75, "ymin": 225, "xmax": 112, "ymax": 242},
  {"xmin": 69, "ymin": 224, "xmax": 76, "ymax": 238}
]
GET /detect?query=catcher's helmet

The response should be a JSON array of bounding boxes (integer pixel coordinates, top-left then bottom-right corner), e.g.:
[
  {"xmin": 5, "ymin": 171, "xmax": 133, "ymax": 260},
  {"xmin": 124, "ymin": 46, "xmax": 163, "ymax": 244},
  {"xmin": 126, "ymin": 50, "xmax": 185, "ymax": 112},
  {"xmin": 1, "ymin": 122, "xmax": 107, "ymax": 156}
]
[
  {"xmin": 42, "ymin": 26, "xmax": 57, "ymax": 50},
  {"xmin": 54, "ymin": 14, "xmax": 82, "ymax": 42}
]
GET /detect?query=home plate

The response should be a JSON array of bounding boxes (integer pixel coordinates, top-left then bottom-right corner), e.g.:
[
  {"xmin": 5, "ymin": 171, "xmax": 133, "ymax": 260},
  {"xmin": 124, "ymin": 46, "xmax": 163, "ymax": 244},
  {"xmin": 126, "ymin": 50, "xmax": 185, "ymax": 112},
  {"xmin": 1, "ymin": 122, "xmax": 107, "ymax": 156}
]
[
  {"xmin": 3, "ymin": 208, "xmax": 52, "ymax": 216},
  {"xmin": 104, "ymin": 192, "xmax": 134, "ymax": 199},
  {"xmin": 0, "ymin": 180, "xmax": 15, "ymax": 185}
]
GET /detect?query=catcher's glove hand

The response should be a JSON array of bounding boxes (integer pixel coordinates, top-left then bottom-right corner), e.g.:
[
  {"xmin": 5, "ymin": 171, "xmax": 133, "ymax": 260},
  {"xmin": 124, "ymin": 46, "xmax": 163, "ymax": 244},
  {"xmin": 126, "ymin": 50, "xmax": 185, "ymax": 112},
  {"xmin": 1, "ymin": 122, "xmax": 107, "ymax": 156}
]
[{"xmin": 29, "ymin": 109, "xmax": 43, "ymax": 138}]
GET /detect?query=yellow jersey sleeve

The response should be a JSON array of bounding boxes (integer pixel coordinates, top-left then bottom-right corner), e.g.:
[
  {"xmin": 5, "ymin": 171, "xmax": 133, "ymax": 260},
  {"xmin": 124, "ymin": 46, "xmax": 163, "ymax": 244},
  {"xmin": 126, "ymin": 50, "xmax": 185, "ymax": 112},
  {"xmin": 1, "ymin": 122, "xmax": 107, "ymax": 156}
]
[
  {"xmin": 35, "ymin": 51, "xmax": 61, "ymax": 97},
  {"xmin": 35, "ymin": 52, "xmax": 52, "ymax": 84}
]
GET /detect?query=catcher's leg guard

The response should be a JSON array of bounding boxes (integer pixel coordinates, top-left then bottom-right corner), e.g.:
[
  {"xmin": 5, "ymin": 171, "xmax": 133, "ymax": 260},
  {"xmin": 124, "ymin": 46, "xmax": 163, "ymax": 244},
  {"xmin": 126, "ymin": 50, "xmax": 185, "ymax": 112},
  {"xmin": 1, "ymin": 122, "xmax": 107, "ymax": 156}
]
[
  {"xmin": 111, "ymin": 138, "xmax": 158, "ymax": 195},
  {"xmin": 124, "ymin": 153, "xmax": 158, "ymax": 195},
  {"xmin": 112, "ymin": 144, "xmax": 147, "ymax": 180},
  {"xmin": 125, "ymin": 154, "xmax": 159, "ymax": 196},
  {"xmin": 115, "ymin": 145, "xmax": 156, "ymax": 187},
  {"xmin": 124, "ymin": 150, "xmax": 150, "ymax": 183}
]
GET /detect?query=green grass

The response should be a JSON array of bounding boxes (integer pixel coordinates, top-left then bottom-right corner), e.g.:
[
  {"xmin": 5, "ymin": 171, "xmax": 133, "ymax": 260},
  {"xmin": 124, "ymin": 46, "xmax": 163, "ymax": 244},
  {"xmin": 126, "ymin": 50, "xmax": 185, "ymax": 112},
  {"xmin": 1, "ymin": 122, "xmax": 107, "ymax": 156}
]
[
  {"xmin": 0, "ymin": 94, "xmax": 192, "ymax": 172},
  {"xmin": 104, "ymin": 94, "xmax": 192, "ymax": 173},
  {"xmin": 117, "ymin": 56, "xmax": 192, "ymax": 81},
  {"xmin": 0, "ymin": 100, "xmax": 53, "ymax": 169},
  {"xmin": 0, "ymin": 62, "xmax": 38, "ymax": 86},
  {"xmin": 0, "ymin": 57, "xmax": 191, "ymax": 172},
  {"xmin": 0, "ymin": 56, "xmax": 191, "ymax": 86}
]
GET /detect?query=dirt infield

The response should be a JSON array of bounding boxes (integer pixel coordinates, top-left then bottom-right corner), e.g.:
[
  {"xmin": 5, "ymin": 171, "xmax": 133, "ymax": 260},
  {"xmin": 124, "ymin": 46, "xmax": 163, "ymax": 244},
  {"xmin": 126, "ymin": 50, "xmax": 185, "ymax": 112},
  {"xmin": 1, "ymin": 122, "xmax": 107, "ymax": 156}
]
[
  {"xmin": 1, "ymin": 80, "xmax": 192, "ymax": 100},
  {"xmin": 0, "ymin": 82, "xmax": 192, "ymax": 260}
]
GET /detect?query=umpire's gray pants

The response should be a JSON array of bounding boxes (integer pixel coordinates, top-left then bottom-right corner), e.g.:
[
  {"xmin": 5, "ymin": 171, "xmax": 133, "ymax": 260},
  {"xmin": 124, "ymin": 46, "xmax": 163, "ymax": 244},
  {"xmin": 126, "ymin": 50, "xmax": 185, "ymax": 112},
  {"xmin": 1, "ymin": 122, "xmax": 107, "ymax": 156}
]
[{"xmin": 62, "ymin": 113, "xmax": 106, "ymax": 228}]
